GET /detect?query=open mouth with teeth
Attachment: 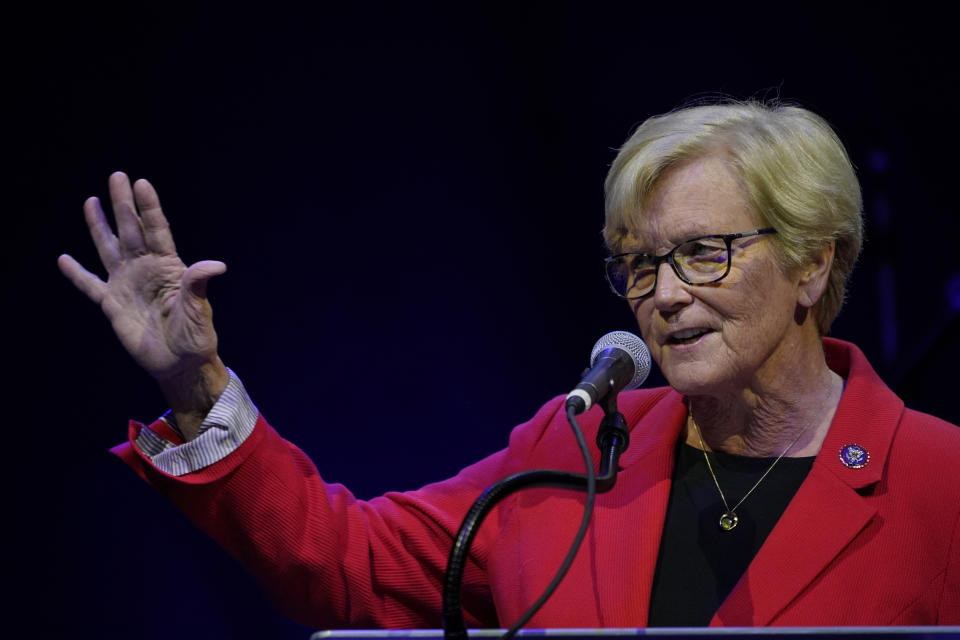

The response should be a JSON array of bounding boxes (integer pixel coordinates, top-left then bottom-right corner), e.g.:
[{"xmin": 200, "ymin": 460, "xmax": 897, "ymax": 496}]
[{"xmin": 668, "ymin": 328, "xmax": 712, "ymax": 345}]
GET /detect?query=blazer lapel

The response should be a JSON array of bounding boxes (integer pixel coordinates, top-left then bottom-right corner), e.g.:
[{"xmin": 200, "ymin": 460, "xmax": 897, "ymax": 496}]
[
  {"xmin": 711, "ymin": 466, "xmax": 876, "ymax": 626},
  {"xmin": 712, "ymin": 339, "xmax": 903, "ymax": 626},
  {"xmin": 593, "ymin": 389, "xmax": 687, "ymax": 625}
]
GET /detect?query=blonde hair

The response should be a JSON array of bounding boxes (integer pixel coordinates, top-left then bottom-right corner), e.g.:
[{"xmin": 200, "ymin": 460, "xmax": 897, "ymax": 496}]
[{"xmin": 603, "ymin": 100, "xmax": 863, "ymax": 334}]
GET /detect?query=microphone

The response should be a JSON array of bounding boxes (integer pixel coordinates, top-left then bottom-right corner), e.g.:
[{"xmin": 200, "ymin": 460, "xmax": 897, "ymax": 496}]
[{"xmin": 565, "ymin": 331, "xmax": 651, "ymax": 414}]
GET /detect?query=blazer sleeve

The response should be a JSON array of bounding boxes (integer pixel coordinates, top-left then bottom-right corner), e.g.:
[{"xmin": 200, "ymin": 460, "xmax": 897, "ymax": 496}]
[
  {"xmin": 942, "ymin": 507, "xmax": 960, "ymax": 623},
  {"xmin": 112, "ymin": 396, "xmax": 569, "ymax": 630}
]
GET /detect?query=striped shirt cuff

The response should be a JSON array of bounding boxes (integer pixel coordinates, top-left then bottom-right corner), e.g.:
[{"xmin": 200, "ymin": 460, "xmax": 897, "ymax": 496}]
[{"xmin": 134, "ymin": 368, "xmax": 259, "ymax": 477}]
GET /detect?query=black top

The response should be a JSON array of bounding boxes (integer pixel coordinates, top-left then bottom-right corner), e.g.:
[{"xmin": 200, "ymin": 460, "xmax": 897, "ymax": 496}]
[{"xmin": 647, "ymin": 441, "xmax": 815, "ymax": 626}]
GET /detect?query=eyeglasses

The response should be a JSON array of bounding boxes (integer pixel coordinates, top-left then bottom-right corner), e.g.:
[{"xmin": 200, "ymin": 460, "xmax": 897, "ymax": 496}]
[{"xmin": 604, "ymin": 227, "xmax": 777, "ymax": 299}]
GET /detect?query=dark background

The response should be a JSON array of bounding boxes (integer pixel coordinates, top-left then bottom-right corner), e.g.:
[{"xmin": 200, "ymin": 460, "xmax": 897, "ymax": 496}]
[{"xmin": 11, "ymin": 3, "xmax": 959, "ymax": 638}]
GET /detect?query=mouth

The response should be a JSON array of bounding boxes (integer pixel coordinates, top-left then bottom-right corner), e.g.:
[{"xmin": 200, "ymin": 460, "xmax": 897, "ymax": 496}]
[{"xmin": 666, "ymin": 328, "xmax": 713, "ymax": 346}]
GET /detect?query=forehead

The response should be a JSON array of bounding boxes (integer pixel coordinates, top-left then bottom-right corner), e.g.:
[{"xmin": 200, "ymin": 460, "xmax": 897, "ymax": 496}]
[{"xmin": 623, "ymin": 155, "xmax": 760, "ymax": 251}]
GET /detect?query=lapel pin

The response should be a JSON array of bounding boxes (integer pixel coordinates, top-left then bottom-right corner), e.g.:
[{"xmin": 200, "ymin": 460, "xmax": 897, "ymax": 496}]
[{"xmin": 839, "ymin": 444, "xmax": 870, "ymax": 469}]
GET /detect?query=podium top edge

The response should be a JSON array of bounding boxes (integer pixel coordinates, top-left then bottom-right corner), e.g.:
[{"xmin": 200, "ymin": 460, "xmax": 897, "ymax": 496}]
[{"xmin": 312, "ymin": 628, "xmax": 960, "ymax": 639}]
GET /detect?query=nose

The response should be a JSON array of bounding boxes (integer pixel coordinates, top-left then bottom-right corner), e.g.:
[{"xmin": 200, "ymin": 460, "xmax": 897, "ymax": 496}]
[{"xmin": 652, "ymin": 261, "xmax": 693, "ymax": 312}]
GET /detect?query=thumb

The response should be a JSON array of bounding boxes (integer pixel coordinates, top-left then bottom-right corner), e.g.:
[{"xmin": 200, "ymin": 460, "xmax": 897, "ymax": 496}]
[{"xmin": 183, "ymin": 260, "xmax": 228, "ymax": 299}]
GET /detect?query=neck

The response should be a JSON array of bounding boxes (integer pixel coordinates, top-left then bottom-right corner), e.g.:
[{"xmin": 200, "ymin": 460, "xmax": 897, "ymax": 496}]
[{"xmin": 684, "ymin": 341, "xmax": 843, "ymax": 458}]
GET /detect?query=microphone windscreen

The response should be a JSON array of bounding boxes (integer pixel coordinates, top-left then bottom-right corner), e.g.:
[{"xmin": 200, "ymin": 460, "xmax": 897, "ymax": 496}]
[{"xmin": 589, "ymin": 331, "xmax": 651, "ymax": 391}]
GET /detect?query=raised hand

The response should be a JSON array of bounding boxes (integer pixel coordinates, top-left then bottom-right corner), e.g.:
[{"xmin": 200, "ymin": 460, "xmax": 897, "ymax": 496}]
[{"xmin": 59, "ymin": 172, "xmax": 229, "ymax": 438}]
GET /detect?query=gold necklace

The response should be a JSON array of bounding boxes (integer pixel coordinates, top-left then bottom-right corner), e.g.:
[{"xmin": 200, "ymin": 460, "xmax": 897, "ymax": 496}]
[{"xmin": 689, "ymin": 413, "xmax": 816, "ymax": 532}]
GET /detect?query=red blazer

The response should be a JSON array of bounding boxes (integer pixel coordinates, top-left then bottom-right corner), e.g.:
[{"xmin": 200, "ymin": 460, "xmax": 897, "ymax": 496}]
[{"xmin": 114, "ymin": 339, "xmax": 960, "ymax": 627}]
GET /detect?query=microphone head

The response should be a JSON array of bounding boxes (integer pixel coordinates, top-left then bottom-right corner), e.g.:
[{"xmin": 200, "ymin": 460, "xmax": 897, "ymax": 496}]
[{"xmin": 589, "ymin": 330, "xmax": 651, "ymax": 391}]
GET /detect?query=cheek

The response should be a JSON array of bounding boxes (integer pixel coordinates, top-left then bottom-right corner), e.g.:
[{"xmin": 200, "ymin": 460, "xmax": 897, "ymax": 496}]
[
  {"xmin": 715, "ymin": 263, "xmax": 790, "ymax": 323},
  {"xmin": 628, "ymin": 298, "xmax": 651, "ymax": 332},
  {"xmin": 715, "ymin": 277, "xmax": 798, "ymax": 362},
  {"xmin": 628, "ymin": 300, "xmax": 661, "ymax": 357}
]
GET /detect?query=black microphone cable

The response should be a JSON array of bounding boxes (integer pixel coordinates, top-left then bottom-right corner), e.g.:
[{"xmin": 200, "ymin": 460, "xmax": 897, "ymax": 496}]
[
  {"xmin": 441, "ymin": 395, "xmax": 632, "ymax": 640},
  {"xmin": 441, "ymin": 331, "xmax": 647, "ymax": 640},
  {"xmin": 501, "ymin": 404, "xmax": 596, "ymax": 639}
]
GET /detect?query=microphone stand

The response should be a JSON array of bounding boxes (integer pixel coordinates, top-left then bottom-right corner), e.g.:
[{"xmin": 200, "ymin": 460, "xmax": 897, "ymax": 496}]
[{"xmin": 442, "ymin": 394, "xmax": 630, "ymax": 640}]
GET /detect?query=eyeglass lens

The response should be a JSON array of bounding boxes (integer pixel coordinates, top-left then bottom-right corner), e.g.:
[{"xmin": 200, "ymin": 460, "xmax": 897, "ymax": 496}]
[{"xmin": 607, "ymin": 237, "xmax": 730, "ymax": 298}]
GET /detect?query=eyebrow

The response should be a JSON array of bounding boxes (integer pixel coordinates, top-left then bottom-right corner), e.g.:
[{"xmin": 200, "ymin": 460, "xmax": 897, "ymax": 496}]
[{"xmin": 617, "ymin": 230, "xmax": 717, "ymax": 255}]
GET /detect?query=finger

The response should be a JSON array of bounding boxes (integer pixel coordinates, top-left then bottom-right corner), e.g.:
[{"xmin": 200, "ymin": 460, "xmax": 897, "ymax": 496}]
[
  {"xmin": 182, "ymin": 260, "xmax": 227, "ymax": 300},
  {"xmin": 58, "ymin": 254, "xmax": 107, "ymax": 305},
  {"xmin": 134, "ymin": 178, "xmax": 178, "ymax": 256},
  {"xmin": 108, "ymin": 172, "xmax": 148, "ymax": 258},
  {"xmin": 83, "ymin": 196, "xmax": 121, "ymax": 270}
]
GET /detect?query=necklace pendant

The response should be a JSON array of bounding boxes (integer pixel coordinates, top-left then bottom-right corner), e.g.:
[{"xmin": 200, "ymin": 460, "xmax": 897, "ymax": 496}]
[{"xmin": 719, "ymin": 512, "xmax": 739, "ymax": 531}]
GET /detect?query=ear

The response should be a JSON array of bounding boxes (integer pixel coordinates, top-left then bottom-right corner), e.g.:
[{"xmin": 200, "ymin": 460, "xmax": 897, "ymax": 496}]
[{"xmin": 797, "ymin": 241, "xmax": 835, "ymax": 309}]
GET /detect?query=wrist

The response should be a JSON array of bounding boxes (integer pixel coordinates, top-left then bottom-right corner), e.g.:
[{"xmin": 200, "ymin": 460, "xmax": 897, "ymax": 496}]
[{"xmin": 158, "ymin": 357, "xmax": 229, "ymax": 441}]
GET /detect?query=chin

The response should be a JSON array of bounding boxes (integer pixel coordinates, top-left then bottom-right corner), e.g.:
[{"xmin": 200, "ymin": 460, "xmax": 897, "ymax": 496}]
[{"xmin": 659, "ymin": 363, "xmax": 727, "ymax": 398}]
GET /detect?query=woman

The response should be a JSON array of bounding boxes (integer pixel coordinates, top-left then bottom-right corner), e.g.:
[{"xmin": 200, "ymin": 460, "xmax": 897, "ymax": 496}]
[{"xmin": 58, "ymin": 100, "xmax": 960, "ymax": 627}]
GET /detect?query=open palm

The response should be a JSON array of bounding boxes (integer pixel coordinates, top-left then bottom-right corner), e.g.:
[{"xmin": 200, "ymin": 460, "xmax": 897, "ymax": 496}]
[{"xmin": 58, "ymin": 172, "xmax": 226, "ymax": 383}]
